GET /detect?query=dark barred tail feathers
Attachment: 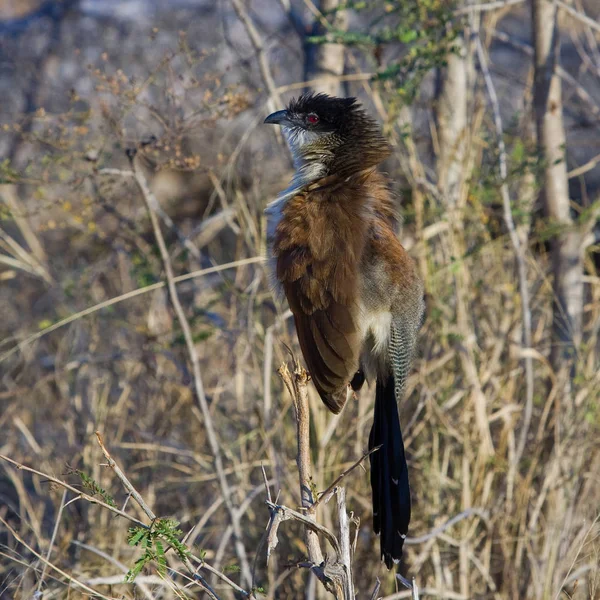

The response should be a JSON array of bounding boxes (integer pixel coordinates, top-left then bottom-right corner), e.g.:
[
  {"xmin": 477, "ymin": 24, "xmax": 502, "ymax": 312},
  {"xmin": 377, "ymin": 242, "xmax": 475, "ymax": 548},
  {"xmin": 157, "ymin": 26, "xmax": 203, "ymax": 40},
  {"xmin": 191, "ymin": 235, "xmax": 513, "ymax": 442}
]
[{"xmin": 369, "ymin": 374, "xmax": 411, "ymax": 569}]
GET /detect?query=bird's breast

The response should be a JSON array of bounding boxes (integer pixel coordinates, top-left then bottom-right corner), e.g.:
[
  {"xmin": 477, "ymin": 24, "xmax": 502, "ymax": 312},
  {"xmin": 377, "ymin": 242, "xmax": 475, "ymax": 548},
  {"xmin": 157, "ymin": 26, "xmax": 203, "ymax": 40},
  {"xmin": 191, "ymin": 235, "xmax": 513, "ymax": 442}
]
[{"xmin": 359, "ymin": 308, "xmax": 392, "ymax": 355}]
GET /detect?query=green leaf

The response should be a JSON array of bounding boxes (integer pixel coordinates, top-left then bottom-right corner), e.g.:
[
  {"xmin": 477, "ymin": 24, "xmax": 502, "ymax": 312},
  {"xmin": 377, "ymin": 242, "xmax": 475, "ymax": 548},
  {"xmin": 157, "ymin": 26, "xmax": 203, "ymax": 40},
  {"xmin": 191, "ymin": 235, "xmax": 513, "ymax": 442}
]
[
  {"xmin": 128, "ymin": 527, "xmax": 148, "ymax": 546},
  {"xmin": 125, "ymin": 555, "xmax": 148, "ymax": 583},
  {"xmin": 224, "ymin": 564, "xmax": 241, "ymax": 573},
  {"xmin": 73, "ymin": 469, "xmax": 116, "ymax": 507},
  {"xmin": 399, "ymin": 29, "xmax": 418, "ymax": 43},
  {"xmin": 155, "ymin": 540, "xmax": 167, "ymax": 576}
]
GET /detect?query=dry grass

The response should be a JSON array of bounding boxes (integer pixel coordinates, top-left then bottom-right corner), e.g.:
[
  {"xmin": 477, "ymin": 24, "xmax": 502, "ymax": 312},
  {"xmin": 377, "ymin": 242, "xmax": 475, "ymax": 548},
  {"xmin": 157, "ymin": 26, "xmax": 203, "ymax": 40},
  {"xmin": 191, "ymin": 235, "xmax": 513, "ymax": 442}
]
[{"xmin": 1, "ymin": 6, "xmax": 600, "ymax": 600}]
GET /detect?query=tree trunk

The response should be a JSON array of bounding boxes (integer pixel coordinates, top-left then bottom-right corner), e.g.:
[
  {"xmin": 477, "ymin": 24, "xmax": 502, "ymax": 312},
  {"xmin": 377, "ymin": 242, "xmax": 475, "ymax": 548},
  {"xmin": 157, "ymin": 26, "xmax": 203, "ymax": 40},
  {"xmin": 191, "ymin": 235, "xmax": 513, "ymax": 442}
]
[
  {"xmin": 435, "ymin": 33, "xmax": 470, "ymax": 207},
  {"xmin": 305, "ymin": 0, "xmax": 347, "ymax": 97},
  {"xmin": 532, "ymin": 0, "xmax": 583, "ymax": 371}
]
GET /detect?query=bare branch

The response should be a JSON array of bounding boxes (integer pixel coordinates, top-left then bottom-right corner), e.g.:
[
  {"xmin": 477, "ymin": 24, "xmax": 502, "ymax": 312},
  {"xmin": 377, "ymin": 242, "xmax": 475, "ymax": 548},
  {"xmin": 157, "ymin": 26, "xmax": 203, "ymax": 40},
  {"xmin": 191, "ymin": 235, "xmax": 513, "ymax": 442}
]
[
  {"xmin": 95, "ymin": 431, "xmax": 157, "ymax": 521},
  {"xmin": 556, "ymin": 0, "xmax": 600, "ymax": 35},
  {"xmin": 36, "ymin": 489, "xmax": 67, "ymax": 594},
  {"xmin": 313, "ymin": 446, "xmax": 379, "ymax": 509},
  {"xmin": 532, "ymin": 0, "xmax": 584, "ymax": 370},
  {"xmin": 404, "ymin": 508, "xmax": 489, "ymax": 545},
  {"xmin": 277, "ymin": 359, "xmax": 356, "ymax": 598},
  {"xmin": 186, "ymin": 554, "xmax": 250, "ymax": 597},
  {"xmin": 267, "ymin": 501, "xmax": 343, "ymax": 563},
  {"xmin": 454, "ymin": 0, "xmax": 525, "ymax": 14},
  {"xmin": 335, "ymin": 488, "xmax": 355, "ymax": 600},
  {"xmin": 230, "ymin": 0, "xmax": 282, "ymax": 114},
  {"xmin": 278, "ymin": 361, "xmax": 325, "ymax": 564}
]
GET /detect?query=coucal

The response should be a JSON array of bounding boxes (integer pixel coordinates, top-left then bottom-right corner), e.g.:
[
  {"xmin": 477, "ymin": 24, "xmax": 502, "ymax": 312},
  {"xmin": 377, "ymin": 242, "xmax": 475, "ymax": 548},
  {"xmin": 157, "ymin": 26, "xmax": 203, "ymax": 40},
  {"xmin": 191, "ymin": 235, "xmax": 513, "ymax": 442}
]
[{"xmin": 264, "ymin": 93, "xmax": 424, "ymax": 568}]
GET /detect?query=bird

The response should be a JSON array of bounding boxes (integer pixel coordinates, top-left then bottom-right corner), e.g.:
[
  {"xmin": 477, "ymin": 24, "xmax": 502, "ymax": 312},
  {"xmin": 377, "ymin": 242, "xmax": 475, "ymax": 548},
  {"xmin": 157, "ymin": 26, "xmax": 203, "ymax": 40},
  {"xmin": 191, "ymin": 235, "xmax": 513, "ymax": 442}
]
[{"xmin": 264, "ymin": 92, "xmax": 424, "ymax": 569}]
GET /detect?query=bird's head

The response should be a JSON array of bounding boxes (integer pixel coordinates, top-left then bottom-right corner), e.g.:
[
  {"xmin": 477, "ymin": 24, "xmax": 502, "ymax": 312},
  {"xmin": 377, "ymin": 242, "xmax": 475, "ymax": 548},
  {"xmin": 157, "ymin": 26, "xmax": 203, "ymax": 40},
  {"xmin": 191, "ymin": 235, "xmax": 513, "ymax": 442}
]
[{"xmin": 264, "ymin": 93, "xmax": 391, "ymax": 184}]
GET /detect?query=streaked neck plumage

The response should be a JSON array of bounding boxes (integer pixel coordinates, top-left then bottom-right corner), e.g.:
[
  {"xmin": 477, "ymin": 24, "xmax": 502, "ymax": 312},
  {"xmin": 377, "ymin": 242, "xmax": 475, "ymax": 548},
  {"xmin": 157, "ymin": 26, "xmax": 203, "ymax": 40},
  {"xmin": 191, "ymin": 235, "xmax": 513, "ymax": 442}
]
[{"xmin": 266, "ymin": 94, "xmax": 392, "ymax": 212}]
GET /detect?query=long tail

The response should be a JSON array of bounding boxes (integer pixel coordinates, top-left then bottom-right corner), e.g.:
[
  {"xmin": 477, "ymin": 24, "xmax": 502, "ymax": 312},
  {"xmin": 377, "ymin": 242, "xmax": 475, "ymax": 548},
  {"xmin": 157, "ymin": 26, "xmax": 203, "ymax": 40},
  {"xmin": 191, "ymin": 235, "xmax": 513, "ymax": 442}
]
[{"xmin": 369, "ymin": 374, "xmax": 411, "ymax": 569}]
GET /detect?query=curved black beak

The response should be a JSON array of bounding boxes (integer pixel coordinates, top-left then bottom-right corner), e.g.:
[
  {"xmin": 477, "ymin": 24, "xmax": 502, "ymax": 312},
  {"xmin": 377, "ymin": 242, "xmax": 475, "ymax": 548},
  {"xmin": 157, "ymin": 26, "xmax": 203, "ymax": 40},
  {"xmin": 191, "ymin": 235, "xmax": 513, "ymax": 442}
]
[{"xmin": 264, "ymin": 109, "xmax": 292, "ymax": 126}]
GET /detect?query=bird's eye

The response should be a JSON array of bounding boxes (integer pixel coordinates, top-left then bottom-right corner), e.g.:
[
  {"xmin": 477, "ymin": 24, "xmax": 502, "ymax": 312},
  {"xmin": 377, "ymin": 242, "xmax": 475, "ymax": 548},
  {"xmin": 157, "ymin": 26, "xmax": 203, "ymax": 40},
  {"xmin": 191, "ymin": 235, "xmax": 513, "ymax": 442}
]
[{"xmin": 307, "ymin": 114, "xmax": 319, "ymax": 125}]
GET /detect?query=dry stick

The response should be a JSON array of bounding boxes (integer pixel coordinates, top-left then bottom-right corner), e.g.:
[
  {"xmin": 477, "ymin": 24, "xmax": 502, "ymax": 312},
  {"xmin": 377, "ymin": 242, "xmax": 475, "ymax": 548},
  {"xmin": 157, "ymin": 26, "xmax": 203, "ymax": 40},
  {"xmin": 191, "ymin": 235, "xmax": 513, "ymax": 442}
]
[
  {"xmin": 454, "ymin": 0, "xmax": 525, "ymax": 14},
  {"xmin": 568, "ymin": 151, "xmax": 600, "ymax": 179},
  {"xmin": 490, "ymin": 30, "xmax": 600, "ymax": 119},
  {"xmin": 36, "ymin": 488, "xmax": 67, "ymax": 594},
  {"xmin": 230, "ymin": 0, "xmax": 287, "ymax": 150},
  {"xmin": 370, "ymin": 579, "xmax": 382, "ymax": 600},
  {"xmin": 187, "ymin": 554, "xmax": 250, "ymax": 598},
  {"xmin": 335, "ymin": 488, "xmax": 355, "ymax": 600},
  {"xmin": 250, "ymin": 467, "xmax": 275, "ymax": 591},
  {"xmin": 397, "ymin": 574, "xmax": 420, "ymax": 600},
  {"xmin": 265, "ymin": 500, "xmax": 342, "ymax": 560},
  {"xmin": 129, "ymin": 158, "xmax": 253, "ymax": 588},
  {"xmin": 382, "ymin": 589, "xmax": 467, "ymax": 600},
  {"xmin": 0, "ymin": 516, "xmax": 118, "ymax": 600},
  {"xmin": 0, "ymin": 454, "xmax": 147, "ymax": 527},
  {"xmin": 556, "ymin": 0, "xmax": 600, "ymax": 34},
  {"xmin": 279, "ymin": 362, "xmax": 325, "ymax": 565},
  {"xmin": 313, "ymin": 446, "xmax": 379, "ymax": 509},
  {"xmin": 474, "ymin": 31, "xmax": 534, "ymax": 471},
  {"xmin": 404, "ymin": 508, "xmax": 489, "ymax": 545},
  {"xmin": 277, "ymin": 361, "xmax": 354, "ymax": 599},
  {"xmin": 229, "ymin": 0, "xmax": 281, "ymax": 110},
  {"xmin": 95, "ymin": 431, "xmax": 157, "ymax": 521}
]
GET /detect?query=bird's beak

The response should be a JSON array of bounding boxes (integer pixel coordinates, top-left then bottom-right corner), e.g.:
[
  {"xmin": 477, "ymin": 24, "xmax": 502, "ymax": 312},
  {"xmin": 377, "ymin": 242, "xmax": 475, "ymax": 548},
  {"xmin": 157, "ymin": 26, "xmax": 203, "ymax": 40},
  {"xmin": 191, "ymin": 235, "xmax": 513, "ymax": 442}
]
[{"xmin": 264, "ymin": 110, "xmax": 292, "ymax": 127}]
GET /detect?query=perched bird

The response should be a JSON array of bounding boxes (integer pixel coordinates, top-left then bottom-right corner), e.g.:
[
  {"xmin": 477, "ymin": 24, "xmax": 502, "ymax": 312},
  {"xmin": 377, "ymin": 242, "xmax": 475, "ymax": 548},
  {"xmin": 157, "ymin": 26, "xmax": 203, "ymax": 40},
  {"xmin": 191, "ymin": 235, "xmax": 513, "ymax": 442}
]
[{"xmin": 264, "ymin": 93, "xmax": 424, "ymax": 568}]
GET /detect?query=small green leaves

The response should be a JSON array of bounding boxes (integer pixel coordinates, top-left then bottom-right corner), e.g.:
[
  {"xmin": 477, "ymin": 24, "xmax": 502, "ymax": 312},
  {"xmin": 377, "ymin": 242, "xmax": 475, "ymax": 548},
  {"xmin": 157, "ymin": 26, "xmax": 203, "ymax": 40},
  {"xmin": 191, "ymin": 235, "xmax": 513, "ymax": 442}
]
[
  {"xmin": 125, "ymin": 518, "xmax": 191, "ymax": 583},
  {"xmin": 128, "ymin": 527, "xmax": 147, "ymax": 546},
  {"xmin": 71, "ymin": 468, "xmax": 116, "ymax": 507},
  {"xmin": 307, "ymin": 0, "xmax": 461, "ymax": 106},
  {"xmin": 0, "ymin": 159, "xmax": 20, "ymax": 184},
  {"xmin": 223, "ymin": 563, "xmax": 241, "ymax": 573}
]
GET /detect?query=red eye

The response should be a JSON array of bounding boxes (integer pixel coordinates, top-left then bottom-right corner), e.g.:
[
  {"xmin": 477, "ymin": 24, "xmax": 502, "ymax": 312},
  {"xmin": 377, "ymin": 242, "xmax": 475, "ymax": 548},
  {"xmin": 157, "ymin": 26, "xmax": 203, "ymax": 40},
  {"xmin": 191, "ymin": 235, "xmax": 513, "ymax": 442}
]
[{"xmin": 307, "ymin": 114, "xmax": 319, "ymax": 124}]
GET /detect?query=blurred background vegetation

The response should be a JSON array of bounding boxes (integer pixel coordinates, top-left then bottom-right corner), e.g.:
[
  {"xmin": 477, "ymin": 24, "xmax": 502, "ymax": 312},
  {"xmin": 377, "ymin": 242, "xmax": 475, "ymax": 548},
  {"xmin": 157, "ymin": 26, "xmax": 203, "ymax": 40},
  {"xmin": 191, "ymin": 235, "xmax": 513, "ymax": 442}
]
[{"xmin": 1, "ymin": 0, "xmax": 599, "ymax": 598}]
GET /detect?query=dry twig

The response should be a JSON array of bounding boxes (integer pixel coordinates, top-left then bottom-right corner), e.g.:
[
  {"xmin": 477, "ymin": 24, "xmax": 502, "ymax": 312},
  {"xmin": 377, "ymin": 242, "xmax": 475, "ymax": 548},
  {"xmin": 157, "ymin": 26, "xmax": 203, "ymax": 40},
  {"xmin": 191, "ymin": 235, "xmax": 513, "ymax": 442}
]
[
  {"xmin": 474, "ymin": 26, "xmax": 534, "ymax": 472},
  {"xmin": 273, "ymin": 359, "xmax": 355, "ymax": 599},
  {"xmin": 95, "ymin": 431, "xmax": 157, "ymax": 521}
]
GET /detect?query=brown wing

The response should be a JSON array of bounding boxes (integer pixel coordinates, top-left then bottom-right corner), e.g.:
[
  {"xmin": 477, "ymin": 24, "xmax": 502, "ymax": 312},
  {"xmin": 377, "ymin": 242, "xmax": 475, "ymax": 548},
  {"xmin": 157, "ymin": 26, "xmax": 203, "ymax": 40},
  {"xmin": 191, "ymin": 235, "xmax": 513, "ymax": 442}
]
[
  {"xmin": 273, "ymin": 186, "xmax": 368, "ymax": 414},
  {"xmin": 285, "ymin": 280, "xmax": 359, "ymax": 413}
]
